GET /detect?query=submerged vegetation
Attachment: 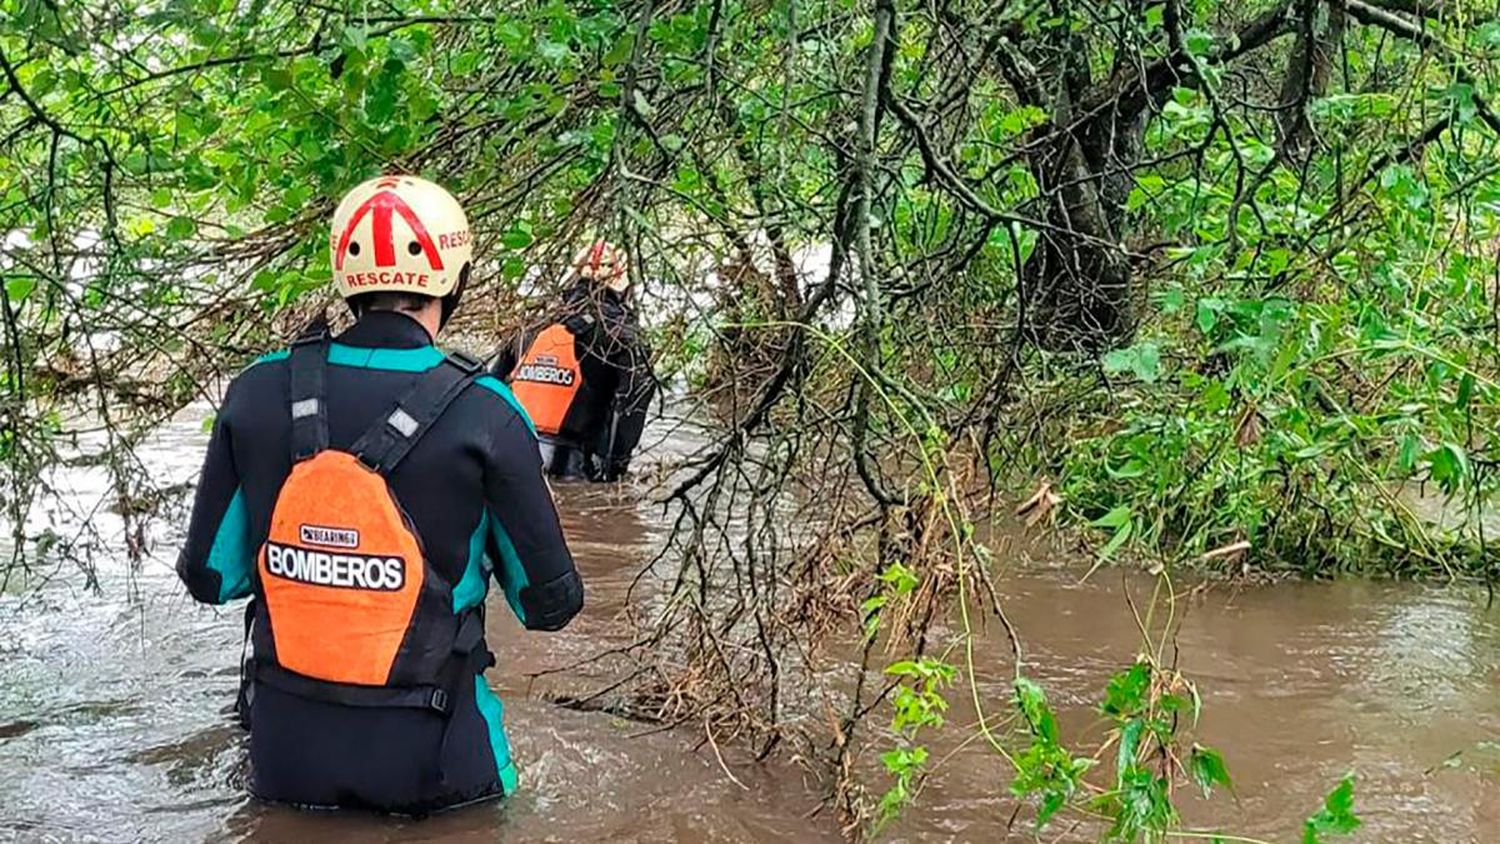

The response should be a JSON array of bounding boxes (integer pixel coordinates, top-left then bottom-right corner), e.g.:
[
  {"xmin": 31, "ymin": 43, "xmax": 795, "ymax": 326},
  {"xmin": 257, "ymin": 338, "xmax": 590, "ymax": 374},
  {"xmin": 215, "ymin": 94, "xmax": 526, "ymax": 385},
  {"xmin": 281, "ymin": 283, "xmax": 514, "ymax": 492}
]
[{"xmin": 3, "ymin": 0, "xmax": 1496, "ymax": 837}]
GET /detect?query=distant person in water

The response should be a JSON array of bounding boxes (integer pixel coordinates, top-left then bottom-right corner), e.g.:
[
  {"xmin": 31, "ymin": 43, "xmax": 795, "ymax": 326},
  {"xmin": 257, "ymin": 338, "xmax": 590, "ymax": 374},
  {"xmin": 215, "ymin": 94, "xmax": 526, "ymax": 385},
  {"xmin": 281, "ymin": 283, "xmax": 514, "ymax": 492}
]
[
  {"xmin": 177, "ymin": 174, "xmax": 582, "ymax": 815},
  {"xmin": 492, "ymin": 239, "xmax": 656, "ymax": 482}
]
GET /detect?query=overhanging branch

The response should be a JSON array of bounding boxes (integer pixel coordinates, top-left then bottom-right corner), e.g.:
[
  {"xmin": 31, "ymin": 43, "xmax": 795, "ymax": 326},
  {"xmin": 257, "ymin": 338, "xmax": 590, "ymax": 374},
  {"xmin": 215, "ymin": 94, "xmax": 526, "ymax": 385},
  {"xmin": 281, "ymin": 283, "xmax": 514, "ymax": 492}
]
[
  {"xmin": 1345, "ymin": 0, "xmax": 1500, "ymax": 137},
  {"xmin": 1104, "ymin": 0, "xmax": 1298, "ymax": 120}
]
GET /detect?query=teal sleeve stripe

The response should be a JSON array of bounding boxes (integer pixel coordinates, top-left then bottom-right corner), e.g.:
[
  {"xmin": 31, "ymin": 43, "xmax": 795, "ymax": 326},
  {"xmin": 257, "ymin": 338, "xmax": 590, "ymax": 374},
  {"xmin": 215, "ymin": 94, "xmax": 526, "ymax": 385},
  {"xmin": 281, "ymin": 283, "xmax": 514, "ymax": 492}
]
[
  {"xmin": 476, "ymin": 375, "xmax": 536, "ymax": 435},
  {"xmin": 453, "ymin": 513, "xmax": 492, "ymax": 613},
  {"xmin": 206, "ymin": 488, "xmax": 254, "ymax": 603},
  {"xmin": 475, "ymin": 677, "xmax": 519, "ymax": 795},
  {"xmin": 489, "ymin": 514, "xmax": 530, "ymax": 624},
  {"xmin": 245, "ymin": 344, "xmax": 444, "ymax": 373}
]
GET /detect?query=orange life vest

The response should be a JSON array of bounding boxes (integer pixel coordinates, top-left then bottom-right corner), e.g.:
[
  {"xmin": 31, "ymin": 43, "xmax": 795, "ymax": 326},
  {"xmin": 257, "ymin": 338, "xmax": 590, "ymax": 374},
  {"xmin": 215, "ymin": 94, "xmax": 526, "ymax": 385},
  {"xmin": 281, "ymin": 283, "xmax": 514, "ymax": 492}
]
[
  {"xmin": 508, "ymin": 323, "xmax": 582, "ymax": 436},
  {"xmin": 251, "ymin": 331, "xmax": 491, "ymax": 721},
  {"xmin": 259, "ymin": 448, "xmax": 426, "ymax": 684}
]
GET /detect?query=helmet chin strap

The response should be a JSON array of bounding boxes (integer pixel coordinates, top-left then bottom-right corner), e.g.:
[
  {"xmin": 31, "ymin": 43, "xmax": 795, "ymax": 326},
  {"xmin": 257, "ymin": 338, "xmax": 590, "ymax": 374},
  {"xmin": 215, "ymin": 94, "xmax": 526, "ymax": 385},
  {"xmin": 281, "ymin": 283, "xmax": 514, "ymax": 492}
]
[{"xmin": 439, "ymin": 263, "xmax": 472, "ymax": 328}]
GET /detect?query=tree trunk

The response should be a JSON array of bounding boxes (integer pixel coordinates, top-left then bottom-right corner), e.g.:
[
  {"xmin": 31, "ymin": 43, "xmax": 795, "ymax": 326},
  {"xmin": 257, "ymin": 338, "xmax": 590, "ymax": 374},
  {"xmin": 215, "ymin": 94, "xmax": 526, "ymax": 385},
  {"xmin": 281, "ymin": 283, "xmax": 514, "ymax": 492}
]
[{"xmin": 1024, "ymin": 103, "xmax": 1145, "ymax": 352}]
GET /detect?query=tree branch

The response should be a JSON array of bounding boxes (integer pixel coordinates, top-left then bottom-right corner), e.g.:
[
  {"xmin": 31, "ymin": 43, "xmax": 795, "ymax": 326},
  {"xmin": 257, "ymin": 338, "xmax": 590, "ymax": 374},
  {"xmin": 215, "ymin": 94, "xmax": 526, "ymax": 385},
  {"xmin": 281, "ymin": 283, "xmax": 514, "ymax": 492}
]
[
  {"xmin": 1345, "ymin": 0, "xmax": 1500, "ymax": 136},
  {"xmin": 95, "ymin": 18, "xmax": 471, "ymax": 97},
  {"xmin": 1366, "ymin": 0, "xmax": 1461, "ymax": 18},
  {"xmin": 0, "ymin": 48, "xmax": 87, "ymax": 146},
  {"xmin": 1104, "ymin": 1, "xmax": 1298, "ymax": 120},
  {"xmin": 851, "ymin": 0, "xmax": 899, "ymax": 508}
]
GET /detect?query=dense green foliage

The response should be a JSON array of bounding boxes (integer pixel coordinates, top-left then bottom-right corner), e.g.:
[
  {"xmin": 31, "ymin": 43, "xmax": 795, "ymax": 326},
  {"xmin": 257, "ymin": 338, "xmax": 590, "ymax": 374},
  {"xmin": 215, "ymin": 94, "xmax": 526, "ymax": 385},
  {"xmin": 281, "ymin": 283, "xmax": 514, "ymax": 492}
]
[
  {"xmin": 1054, "ymin": 75, "xmax": 1500, "ymax": 575},
  {"xmin": 2, "ymin": 0, "xmax": 1494, "ymax": 837},
  {"xmin": 4, "ymin": 0, "xmax": 1497, "ymax": 568}
]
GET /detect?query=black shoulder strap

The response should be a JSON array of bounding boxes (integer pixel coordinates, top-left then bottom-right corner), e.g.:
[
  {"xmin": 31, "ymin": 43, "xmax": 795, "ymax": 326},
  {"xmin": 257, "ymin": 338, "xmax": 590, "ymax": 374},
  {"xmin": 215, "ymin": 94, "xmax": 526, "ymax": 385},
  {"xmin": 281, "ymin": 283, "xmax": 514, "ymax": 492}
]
[
  {"xmin": 350, "ymin": 350, "xmax": 484, "ymax": 475},
  {"xmin": 288, "ymin": 328, "xmax": 331, "ymax": 461}
]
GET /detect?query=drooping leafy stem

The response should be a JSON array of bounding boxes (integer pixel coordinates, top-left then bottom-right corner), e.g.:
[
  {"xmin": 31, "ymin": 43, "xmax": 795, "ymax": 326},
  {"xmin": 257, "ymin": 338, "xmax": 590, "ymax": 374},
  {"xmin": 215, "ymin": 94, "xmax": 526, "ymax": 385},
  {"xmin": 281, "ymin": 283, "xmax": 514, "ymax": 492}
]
[{"xmin": 1001, "ymin": 571, "xmax": 1362, "ymax": 842}]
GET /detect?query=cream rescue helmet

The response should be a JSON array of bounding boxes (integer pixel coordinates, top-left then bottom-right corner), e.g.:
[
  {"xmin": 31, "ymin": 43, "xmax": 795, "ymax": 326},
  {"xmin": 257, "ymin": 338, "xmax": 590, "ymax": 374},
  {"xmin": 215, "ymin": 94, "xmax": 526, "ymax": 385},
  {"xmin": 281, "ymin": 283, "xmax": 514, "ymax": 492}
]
[
  {"xmin": 329, "ymin": 174, "xmax": 473, "ymax": 301},
  {"xmin": 572, "ymin": 239, "xmax": 630, "ymax": 293}
]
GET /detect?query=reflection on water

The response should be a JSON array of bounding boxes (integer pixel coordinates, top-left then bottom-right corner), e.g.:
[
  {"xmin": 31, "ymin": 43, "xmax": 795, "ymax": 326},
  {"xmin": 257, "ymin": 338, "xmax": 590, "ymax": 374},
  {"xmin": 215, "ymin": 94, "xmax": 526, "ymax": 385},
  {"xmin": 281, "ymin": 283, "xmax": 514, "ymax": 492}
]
[{"xmin": 2, "ymin": 406, "xmax": 1499, "ymax": 841}]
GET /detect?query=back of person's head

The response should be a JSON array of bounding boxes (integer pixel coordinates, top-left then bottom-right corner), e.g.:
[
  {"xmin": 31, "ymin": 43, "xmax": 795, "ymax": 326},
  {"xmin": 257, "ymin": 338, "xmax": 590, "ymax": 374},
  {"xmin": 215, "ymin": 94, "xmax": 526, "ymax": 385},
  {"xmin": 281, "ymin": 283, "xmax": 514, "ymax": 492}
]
[{"xmin": 571, "ymin": 240, "xmax": 630, "ymax": 294}]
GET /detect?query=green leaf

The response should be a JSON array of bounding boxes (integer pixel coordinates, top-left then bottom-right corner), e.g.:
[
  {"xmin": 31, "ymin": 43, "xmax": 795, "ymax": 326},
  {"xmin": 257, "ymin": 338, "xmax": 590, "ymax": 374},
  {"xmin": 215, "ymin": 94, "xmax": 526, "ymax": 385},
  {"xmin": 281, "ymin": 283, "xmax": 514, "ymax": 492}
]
[
  {"xmin": 262, "ymin": 65, "xmax": 293, "ymax": 91},
  {"xmin": 538, "ymin": 39, "xmax": 571, "ymax": 63},
  {"xmin": 1268, "ymin": 336, "xmax": 1301, "ymax": 383},
  {"xmin": 861, "ymin": 595, "xmax": 886, "ymax": 639},
  {"xmin": 1455, "ymin": 372, "xmax": 1475, "ymax": 412},
  {"xmin": 1092, "ymin": 506, "xmax": 1133, "ymax": 529},
  {"xmin": 1380, "ymin": 165, "xmax": 1429, "ymax": 210},
  {"xmin": 1398, "ymin": 434, "xmax": 1423, "ymax": 473},
  {"xmin": 1158, "ymin": 288, "xmax": 1185, "ymax": 314},
  {"xmin": 501, "ymin": 228, "xmax": 533, "ymax": 249},
  {"xmin": 881, "ymin": 745, "xmax": 927, "ymax": 773},
  {"xmin": 30, "ymin": 67, "xmax": 56, "ymax": 98},
  {"xmin": 1090, "ymin": 507, "xmax": 1136, "ymax": 562},
  {"xmin": 1195, "ymin": 298, "xmax": 1220, "ymax": 334},
  {"xmin": 1015, "ymin": 677, "xmax": 1059, "ymax": 743},
  {"xmin": 1098, "ymin": 519, "xmax": 1133, "ymax": 560},
  {"xmin": 1189, "ymin": 745, "xmax": 1232, "ymax": 797},
  {"xmin": 1103, "ymin": 342, "xmax": 1162, "ymax": 383},
  {"xmin": 1481, "ymin": 21, "xmax": 1500, "ymax": 46},
  {"xmin": 1184, "ymin": 29, "xmax": 1215, "ymax": 57},
  {"xmin": 166, "ymin": 216, "xmax": 196, "ymax": 240},
  {"xmin": 1428, "ymin": 443, "xmax": 1470, "ymax": 495},
  {"xmin": 1102, "ymin": 662, "xmax": 1151, "ymax": 719},
  {"xmin": 999, "ymin": 105, "xmax": 1048, "ymax": 136},
  {"xmin": 1303, "ymin": 775, "xmax": 1360, "ymax": 843},
  {"xmin": 1311, "ymin": 93, "xmax": 1397, "ymax": 122},
  {"xmin": 1106, "ymin": 459, "xmax": 1148, "ymax": 479},
  {"xmin": 452, "ymin": 50, "xmax": 482, "ymax": 75},
  {"xmin": 5, "ymin": 276, "xmax": 37, "ymax": 303},
  {"xmin": 342, "ymin": 24, "xmax": 368, "ymax": 51},
  {"xmin": 496, "ymin": 20, "xmax": 531, "ymax": 53},
  {"xmin": 1446, "ymin": 81, "xmax": 1478, "ymax": 125},
  {"xmin": 878, "ymin": 561, "xmax": 919, "ymax": 594},
  {"xmin": 1117, "ymin": 718, "xmax": 1145, "ymax": 782},
  {"xmin": 1038, "ymin": 791, "xmax": 1066, "ymax": 826},
  {"xmin": 603, "ymin": 31, "xmax": 635, "ymax": 66}
]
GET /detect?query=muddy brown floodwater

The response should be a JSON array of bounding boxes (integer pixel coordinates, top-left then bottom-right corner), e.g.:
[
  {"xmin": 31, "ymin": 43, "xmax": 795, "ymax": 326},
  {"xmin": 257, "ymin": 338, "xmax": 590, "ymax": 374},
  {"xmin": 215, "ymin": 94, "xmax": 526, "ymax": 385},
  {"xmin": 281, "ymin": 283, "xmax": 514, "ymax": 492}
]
[{"xmin": 2, "ymin": 406, "xmax": 1499, "ymax": 842}]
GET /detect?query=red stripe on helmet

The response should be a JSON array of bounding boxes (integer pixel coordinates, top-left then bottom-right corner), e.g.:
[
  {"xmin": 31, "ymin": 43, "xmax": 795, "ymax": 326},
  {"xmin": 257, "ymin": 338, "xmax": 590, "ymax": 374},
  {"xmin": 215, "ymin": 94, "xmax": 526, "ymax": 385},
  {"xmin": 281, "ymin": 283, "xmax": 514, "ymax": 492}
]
[
  {"xmin": 587, "ymin": 240, "xmax": 608, "ymax": 275},
  {"xmin": 335, "ymin": 189, "xmax": 446, "ymax": 272}
]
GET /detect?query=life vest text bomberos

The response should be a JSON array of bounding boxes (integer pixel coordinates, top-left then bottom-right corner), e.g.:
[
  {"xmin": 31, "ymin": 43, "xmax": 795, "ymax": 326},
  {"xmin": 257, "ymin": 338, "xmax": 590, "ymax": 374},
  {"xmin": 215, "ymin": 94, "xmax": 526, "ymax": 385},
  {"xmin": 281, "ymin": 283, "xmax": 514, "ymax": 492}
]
[
  {"xmin": 252, "ymin": 332, "xmax": 490, "ymax": 706},
  {"xmin": 509, "ymin": 323, "xmax": 581, "ymax": 436},
  {"xmin": 265, "ymin": 541, "xmax": 406, "ymax": 591}
]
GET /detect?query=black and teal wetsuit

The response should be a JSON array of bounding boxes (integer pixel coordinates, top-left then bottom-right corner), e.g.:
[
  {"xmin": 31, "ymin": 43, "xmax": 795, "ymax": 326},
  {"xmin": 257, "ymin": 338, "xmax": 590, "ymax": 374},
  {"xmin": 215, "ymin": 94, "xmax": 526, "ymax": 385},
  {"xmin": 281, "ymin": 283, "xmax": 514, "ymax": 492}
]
[
  {"xmin": 177, "ymin": 310, "xmax": 582, "ymax": 814},
  {"xmin": 492, "ymin": 282, "xmax": 655, "ymax": 482}
]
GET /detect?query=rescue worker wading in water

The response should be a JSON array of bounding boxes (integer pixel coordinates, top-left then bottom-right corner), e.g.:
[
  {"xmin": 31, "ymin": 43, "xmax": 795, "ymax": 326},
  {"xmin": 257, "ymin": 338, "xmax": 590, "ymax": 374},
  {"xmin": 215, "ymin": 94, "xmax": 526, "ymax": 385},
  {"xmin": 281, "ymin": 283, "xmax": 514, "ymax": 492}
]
[
  {"xmin": 177, "ymin": 175, "xmax": 583, "ymax": 815},
  {"xmin": 493, "ymin": 240, "xmax": 656, "ymax": 482}
]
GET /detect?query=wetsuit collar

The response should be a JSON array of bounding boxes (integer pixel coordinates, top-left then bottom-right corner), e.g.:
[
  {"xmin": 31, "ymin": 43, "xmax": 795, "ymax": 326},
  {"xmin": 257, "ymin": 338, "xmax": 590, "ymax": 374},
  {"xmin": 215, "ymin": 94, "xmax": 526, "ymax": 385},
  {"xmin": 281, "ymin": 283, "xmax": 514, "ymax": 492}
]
[{"xmin": 336, "ymin": 310, "xmax": 435, "ymax": 349}]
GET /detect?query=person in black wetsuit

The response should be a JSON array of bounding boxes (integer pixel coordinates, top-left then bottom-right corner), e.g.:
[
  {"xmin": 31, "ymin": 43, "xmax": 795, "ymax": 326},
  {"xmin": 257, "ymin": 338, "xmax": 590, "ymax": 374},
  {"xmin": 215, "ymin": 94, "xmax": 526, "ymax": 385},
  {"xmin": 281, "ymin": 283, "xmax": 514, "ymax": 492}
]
[
  {"xmin": 177, "ymin": 175, "xmax": 582, "ymax": 815},
  {"xmin": 492, "ymin": 240, "xmax": 655, "ymax": 482}
]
